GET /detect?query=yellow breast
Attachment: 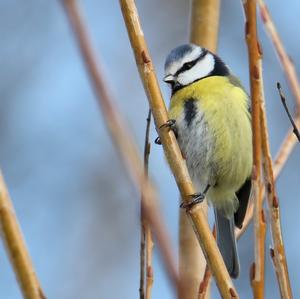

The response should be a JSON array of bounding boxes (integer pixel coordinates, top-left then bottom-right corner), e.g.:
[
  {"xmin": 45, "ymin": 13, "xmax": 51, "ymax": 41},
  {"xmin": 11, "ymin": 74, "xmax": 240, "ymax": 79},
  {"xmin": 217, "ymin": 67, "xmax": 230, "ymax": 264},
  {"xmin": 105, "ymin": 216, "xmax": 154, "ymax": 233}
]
[{"xmin": 168, "ymin": 76, "xmax": 252, "ymax": 214}]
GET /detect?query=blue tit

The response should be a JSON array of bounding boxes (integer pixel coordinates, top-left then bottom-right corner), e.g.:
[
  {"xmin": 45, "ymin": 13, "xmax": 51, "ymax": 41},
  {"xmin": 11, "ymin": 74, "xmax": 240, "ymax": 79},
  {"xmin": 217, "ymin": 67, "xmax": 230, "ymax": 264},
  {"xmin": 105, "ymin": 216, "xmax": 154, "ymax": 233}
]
[{"xmin": 163, "ymin": 44, "xmax": 252, "ymax": 278}]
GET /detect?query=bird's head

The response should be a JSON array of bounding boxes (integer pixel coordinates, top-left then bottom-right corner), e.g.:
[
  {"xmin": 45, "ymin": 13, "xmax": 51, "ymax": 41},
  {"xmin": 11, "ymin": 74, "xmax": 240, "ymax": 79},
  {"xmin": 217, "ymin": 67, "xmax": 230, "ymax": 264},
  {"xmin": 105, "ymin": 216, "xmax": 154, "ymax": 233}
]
[{"xmin": 164, "ymin": 44, "xmax": 229, "ymax": 94}]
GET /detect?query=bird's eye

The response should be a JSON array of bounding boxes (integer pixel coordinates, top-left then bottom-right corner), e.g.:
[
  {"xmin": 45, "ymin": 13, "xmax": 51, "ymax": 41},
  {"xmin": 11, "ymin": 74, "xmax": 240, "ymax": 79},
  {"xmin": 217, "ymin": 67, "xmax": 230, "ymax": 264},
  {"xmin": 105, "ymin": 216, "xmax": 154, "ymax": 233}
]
[
  {"xmin": 174, "ymin": 59, "xmax": 198, "ymax": 76},
  {"xmin": 183, "ymin": 62, "xmax": 193, "ymax": 69},
  {"xmin": 180, "ymin": 61, "xmax": 195, "ymax": 73}
]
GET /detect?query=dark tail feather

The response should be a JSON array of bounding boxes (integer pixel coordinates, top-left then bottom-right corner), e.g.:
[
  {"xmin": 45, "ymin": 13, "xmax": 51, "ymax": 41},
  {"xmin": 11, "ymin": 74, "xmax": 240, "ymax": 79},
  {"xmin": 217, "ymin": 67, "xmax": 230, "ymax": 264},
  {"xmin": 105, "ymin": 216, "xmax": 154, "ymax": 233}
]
[
  {"xmin": 234, "ymin": 178, "xmax": 252, "ymax": 228},
  {"xmin": 214, "ymin": 209, "xmax": 240, "ymax": 278}
]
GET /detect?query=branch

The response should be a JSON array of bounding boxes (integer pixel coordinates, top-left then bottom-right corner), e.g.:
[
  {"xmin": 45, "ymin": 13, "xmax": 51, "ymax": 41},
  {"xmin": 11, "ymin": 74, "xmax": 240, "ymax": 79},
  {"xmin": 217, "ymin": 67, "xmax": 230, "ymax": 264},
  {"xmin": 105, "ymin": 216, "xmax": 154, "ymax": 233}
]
[
  {"xmin": 269, "ymin": 248, "xmax": 284, "ymax": 297},
  {"xmin": 140, "ymin": 218, "xmax": 145, "ymax": 299},
  {"xmin": 236, "ymin": 0, "xmax": 300, "ymax": 239},
  {"xmin": 140, "ymin": 109, "xmax": 152, "ymax": 299},
  {"xmin": 197, "ymin": 226, "xmax": 216, "ymax": 299},
  {"xmin": 189, "ymin": 0, "xmax": 220, "ymax": 52},
  {"xmin": 198, "ymin": 264, "xmax": 212, "ymax": 299},
  {"xmin": 145, "ymin": 219, "xmax": 154, "ymax": 299},
  {"xmin": 62, "ymin": 0, "xmax": 179, "ymax": 290},
  {"xmin": 0, "ymin": 172, "xmax": 45, "ymax": 299},
  {"xmin": 277, "ymin": 83, "xmax": 300, "ymax": 142},
  {"xmin": 143, "ymin": 109, "xmax": 154, "ymax": 299},
  {"xmin": 242, "ymin": 1, "xmax": 266, "ymax": 297},
  {"xmin": 260, "ymin": 100, "xmax": 293, "ymax": 298},
  {"xmin": 273, "ymin": 115, "xmax": 300, "ymax": 178},
  {"xmin": 119, "ymin": 0, "xmax": 238, "ymax": 298},
  {"xmin": 250, "ymin": 187, "xmax": 266, "ymax": 299},
  {"xmin": 244, "ymin": 2, "xmax": 294, "ymax": 297},
  {"xmin": 180, "ymin": 1, "xmax": 220, "ymax": 299},
  {"xmin": 236, "ymin": 114, "xmax": 300, "ymax": 238},
  {"xmin": 179, "ymin": 210, "xmax": 209, "ymax": 299}
]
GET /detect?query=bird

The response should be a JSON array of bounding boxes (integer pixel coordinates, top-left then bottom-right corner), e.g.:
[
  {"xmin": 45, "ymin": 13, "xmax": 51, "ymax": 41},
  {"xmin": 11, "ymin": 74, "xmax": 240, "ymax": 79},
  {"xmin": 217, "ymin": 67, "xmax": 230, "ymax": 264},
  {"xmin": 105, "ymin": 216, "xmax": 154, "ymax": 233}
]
[{"xmin": 163, "ymin": 44, "xmax": 252, "ymax": 278}]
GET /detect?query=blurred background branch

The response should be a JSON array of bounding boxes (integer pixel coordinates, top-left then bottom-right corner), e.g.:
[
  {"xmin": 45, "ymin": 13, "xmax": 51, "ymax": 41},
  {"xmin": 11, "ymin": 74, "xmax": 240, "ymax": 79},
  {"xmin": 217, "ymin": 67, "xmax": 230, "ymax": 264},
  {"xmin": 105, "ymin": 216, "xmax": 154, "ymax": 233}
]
[{"xmin": 62, "ymin": 0, "xmax": 179, "ymax": 291}]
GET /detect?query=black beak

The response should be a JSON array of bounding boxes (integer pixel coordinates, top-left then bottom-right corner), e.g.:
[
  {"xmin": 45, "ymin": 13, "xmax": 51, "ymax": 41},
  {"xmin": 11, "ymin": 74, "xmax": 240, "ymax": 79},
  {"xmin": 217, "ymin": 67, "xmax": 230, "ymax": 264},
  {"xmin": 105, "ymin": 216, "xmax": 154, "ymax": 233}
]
[{"xmin": 163, "ymin": 74, "xmax": 175, "ymax": 84}]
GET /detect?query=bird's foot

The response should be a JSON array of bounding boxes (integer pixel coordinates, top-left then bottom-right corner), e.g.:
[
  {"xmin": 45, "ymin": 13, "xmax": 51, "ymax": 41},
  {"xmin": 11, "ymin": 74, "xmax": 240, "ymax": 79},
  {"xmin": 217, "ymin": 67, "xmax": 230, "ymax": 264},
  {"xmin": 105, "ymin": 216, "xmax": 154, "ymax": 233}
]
[
  {"xmin": 180, "ymin": 185, "xmax": 210, "ymax": 209},
  {"xmin": 180, "ymin": 193, "xmax": 205, "ymax": 209},
  {"xmin": 155, "ymin": 119, "xmax": 178, "ymax": 145}
]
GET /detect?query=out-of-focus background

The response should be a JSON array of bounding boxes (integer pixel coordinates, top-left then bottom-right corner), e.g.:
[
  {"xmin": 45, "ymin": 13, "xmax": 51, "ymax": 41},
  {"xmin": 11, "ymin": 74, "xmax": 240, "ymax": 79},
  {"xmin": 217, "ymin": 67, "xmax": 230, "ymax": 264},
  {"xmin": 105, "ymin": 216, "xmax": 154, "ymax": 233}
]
[{"xmin": 0, "ymin": 1, "xmax": 299, "ymax": 298}]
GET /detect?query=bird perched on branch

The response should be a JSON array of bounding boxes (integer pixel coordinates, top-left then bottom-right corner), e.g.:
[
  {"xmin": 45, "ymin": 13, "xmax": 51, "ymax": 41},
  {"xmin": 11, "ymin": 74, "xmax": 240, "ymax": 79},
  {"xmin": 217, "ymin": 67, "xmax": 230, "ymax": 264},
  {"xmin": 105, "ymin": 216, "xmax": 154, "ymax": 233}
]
[{"xmin": 163, "ymin": 44, "xmax": 252, "ymax": 278}]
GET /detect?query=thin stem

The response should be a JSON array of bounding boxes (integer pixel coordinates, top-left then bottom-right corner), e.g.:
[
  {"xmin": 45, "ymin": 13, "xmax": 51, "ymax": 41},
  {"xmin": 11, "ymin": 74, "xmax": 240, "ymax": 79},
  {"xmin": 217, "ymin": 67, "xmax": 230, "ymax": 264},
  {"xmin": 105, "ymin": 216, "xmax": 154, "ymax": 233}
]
[
  {"xmin": 62, "ymin": 0, "xmax": 179, "ymax": 289},
  {"xmin": 244, "ymin": 2, "xmax": 294, "ymax": 297},
  {"xmin": 144, "ymin": 109, "xmax": 154, "ymax": 299},
  {"xmin": 0, "ymin": 172, "xmax": 45, "ymax": 299},
  {"xmin": 197, "ymin": 226, "xmax": 216, "ymax": 299},
  {"xmin": 242, "ymin": 1, "xmax": 266, "ymax": 297},
  {"xmin": 269, "ymin": 248, "xmax": 284, "ymax": 297},
  {"xmin": 260, "ymin": 90, "xmax": 293, "ymax": 299},
  {"xmin": 277, "ymin": 83, "xmax": 300, "ymax": 142},
  {"xmin": 119, "ymin": 1, "xmax": 238, "ymax": 298},
  {"xmin": 236, "ymin": 0, "xmax": 300, "ymax": 240},
  {"xmin": 273, "ymin": 116, "xmax": 300, "ymax": 178},
  {"xmin": 139, "ymin": 219, "xmax": 145, "ymax": 299},
  {"xmin": 236, "ymin": 115, "xmax": 300, "ymax": 239},
  {"xmin": 140, "ymin": 109, "xmax": 152, "ymax": 299},
  {"xmin": 145, "ymin": 222, "xmax": 154, "ymax": 299},
  {"xmin": 198, "ymin": 265, "xmax": 211, "ymax": 299}
]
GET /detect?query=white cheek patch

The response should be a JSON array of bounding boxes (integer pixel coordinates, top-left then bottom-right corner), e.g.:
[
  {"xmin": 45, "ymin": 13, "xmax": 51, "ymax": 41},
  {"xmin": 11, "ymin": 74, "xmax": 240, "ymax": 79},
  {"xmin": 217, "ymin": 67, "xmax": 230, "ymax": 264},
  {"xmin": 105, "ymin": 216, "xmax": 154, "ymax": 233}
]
[
  {"xmin": 165, "ymin": 60, "xmax": 181, "ymax": 77},
  {"xmin": 181, "ymin": 47, "xmax": 203, "ymax": 66},
  {"xmin": 165, "ymin": 47, "xmax": 202, "ymax": 76},
  {"xmin": 177, "ymin": 54, "xmax": 215, "ymax": 86}
]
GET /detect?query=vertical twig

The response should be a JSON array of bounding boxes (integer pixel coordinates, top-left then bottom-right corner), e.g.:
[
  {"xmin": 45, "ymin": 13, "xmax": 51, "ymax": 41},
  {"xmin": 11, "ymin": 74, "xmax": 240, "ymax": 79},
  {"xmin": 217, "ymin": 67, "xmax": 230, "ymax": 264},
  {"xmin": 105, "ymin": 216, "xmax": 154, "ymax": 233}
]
[
  {"xmin": 179, "ymin": 213, "xmax": 208, "ymax": 299},
  {"xmin": 62, "ymin": 0, "xmax": 179, "ymax": 289},
  {"xmin": 140, "ymin": 110, "xmax": 152, "ymax": 299},
  {"xmin": 237, "ymin": 0, "xmax": 300, "ymax": 235},
  {"xmin": 197, "ymin": 226, "xmax": 216, "ymax": 299},
  {"xmin": 277, "ymin": 83, "xmax": 300, "ymax": 142},
  {"xmin": 249, "ymin": 185, "xmax": 266, "ymax": 299},
  {"xmin": 260, "ymin": 106, "xmax": 293, "ymax": 298},
  {"xmin": 273, "ymin": 116, "xmax": 300, "ymax": 178},
  {"xmin": 189, "ymin": 0, "xmax": 220, "ymax": 50},
  {"xmin": 0, "ymin": 172, "xmax": 45, "ymax": 299},
  {"xmin": 145, "ymin": 220, "xmax": 154, "ymax": 299},
  {"xmin": 260, "ymin": 94, "xmax": 293, "ymax": 298},
  {"xmin": 140, "ymin": 109, "xmax": 154, "ymax": 299},
  {"xmin": 244, "ymin": 1, "xmax": 293, "ymax": 298},
  {"xmin": 180, "ymin": 1, "xmax": 220, "ymax": 299},
  {"xmin": 242, "ymin": 1, "xmax": 266, "ymax": 297},
  {"xmin": 236, "ymin": 111, "xmax": 300, "ymax": 239},
  {"xmin": 119, "ymin": 0, "xmax": 239, "ymax": 298},
  {"xmin": 139, "ymin": 217, "xmax": 145, "ymax": 299}
]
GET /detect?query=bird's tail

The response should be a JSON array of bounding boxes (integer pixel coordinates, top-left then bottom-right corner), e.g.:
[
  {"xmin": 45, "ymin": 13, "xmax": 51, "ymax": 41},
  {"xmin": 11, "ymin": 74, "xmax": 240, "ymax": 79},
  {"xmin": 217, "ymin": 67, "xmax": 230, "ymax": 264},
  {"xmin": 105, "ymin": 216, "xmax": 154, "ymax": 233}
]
[{"xmin": 214, "ymin": 209, "xmax": 240, "ymax": 278}]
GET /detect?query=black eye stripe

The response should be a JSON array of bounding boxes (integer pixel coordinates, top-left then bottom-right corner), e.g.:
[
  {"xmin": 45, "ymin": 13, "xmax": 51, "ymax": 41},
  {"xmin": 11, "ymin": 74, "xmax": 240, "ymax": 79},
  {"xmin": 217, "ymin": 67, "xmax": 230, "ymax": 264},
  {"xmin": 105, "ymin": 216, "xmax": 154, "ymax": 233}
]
[{"xmin": 174, "ymin": 49, "xmax": 208, "ymax": 76}]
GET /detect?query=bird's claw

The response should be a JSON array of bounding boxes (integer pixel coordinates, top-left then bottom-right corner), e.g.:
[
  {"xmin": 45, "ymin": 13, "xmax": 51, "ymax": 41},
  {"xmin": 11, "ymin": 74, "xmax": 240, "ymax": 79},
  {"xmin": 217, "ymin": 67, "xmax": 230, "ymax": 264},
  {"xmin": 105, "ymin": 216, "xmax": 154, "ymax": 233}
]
[
  {"xmin": 180, "ymin": 193, "xmax": 205, "ymax": 209},
  {"xmin": 154, "ymin": 136, "xmax": 161, "ymax": 145},
  {"xmin": 159, "ymin": 119, "xmax": 177, "ymax": 130},
  {"xmin": 155, "ymin": 119, "xmax": 177, "ymax": 145}
]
